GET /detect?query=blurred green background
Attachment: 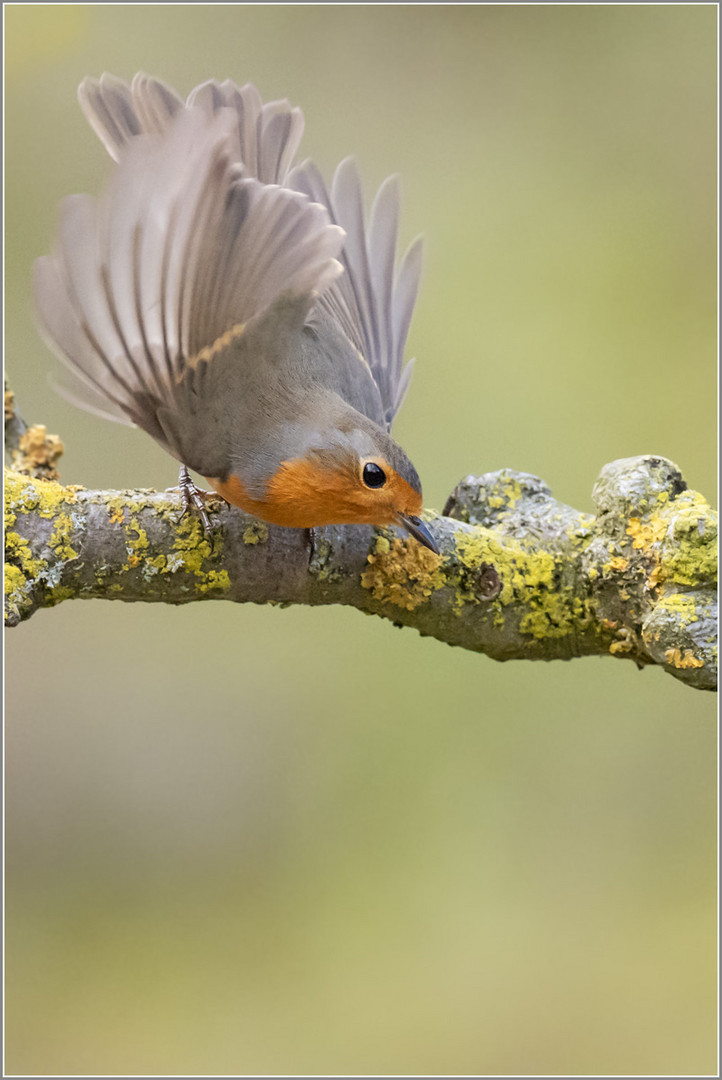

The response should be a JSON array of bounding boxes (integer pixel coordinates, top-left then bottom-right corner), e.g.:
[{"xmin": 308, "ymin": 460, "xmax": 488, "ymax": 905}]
[{"xmin": 5, "ymin": 5, "xmax": 717, "ymax": 1076}]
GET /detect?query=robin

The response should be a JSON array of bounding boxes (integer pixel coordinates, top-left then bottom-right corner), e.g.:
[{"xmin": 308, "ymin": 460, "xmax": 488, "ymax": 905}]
[{"xmin": 34, "ymin": 73, "xmax": 439, "ymax": 554}]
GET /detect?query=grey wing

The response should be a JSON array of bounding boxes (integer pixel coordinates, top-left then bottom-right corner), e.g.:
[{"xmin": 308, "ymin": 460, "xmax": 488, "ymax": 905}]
[
  {"xmin": 289, "ymin": 157, "xmax": 423, "ymax": 430},
  {"xmin": 77, "ymin": 73, "xmax": 421, "ymax": 429},
  {"xmin": 34, "ymin": 106, "xmax": 344, "ymax": 476},
  {"xmin": 79, "ymin": 72, "xmax": 304, "ymax": 184}
]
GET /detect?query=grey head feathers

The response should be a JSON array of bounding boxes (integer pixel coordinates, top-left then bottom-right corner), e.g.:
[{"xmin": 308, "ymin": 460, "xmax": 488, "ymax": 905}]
[
  {"xmin": 334, "ymin": 414, "xmax": 423, "ymax": 496},
  {"xmin": 285, "ymin": 391, "xmax": 422, "ymax": 495}
]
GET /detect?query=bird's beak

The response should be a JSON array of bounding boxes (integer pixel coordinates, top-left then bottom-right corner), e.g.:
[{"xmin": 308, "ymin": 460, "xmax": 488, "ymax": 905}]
[{"xmin": 397, "ymin": 513, "xmax": 440, "ymax": 555}]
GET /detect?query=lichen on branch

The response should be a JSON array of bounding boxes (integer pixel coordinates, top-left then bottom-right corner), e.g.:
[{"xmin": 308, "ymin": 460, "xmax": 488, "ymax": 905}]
[
  {"xmin": 4, "ymin": 454, "xmax": 717, "ymax": 691},
  {"xmin": 5, "ymin": 384, "xmax": 64, "ymax": 480}
]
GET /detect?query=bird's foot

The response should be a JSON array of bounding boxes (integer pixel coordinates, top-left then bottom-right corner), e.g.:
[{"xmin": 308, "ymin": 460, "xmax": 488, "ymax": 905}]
[{"xmin": 173, "ymin": 465, "xmax": 226, "ymax": 537}]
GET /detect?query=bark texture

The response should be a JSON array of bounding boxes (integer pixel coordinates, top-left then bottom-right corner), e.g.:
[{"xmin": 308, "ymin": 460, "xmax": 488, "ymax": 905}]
[{"xmin": 5, "ymin": 454, "xmax": 716, "ymax": 691}]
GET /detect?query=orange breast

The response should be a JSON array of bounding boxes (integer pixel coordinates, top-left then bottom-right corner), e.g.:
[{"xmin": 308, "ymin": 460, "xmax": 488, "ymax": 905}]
[
  {"xmin": 205, "ymin": 472, "xmax": 291, "ymax": 523},
  {"xmin": 206, "ymin": 457, "xmax": 421, "ymax": 529}
]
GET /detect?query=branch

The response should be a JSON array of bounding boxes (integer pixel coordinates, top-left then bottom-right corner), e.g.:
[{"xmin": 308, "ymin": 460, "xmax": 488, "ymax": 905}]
[{"xmin": 5, "ymin": 452, "xmax": 716, "ymax": 691}]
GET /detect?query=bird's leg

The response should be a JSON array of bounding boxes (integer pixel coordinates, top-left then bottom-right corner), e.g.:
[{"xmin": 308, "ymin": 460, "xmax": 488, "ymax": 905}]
[{"xmin": 175, "ymin": 464, "xmax": 220, "ymax": 537}]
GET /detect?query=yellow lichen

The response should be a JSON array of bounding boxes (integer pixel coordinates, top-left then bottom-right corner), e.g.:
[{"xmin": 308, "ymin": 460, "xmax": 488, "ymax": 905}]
[
  {"xmin": 48, "ymin": 512, "xmax": 79, "ymax": 561},
  {"xmin": 6, "ymin": 473, "xmax": 81, "ymax": 573},
  {"xmin": 361, "ymin": 534, "xmax": 444, "ymax": 611},
  {"xmin": 5, "ymin": 470, "xmax": 81, "ymax": 619},
  {"xmin": 243, "ymin": 521, "xmax": 269, "ymax": 545},
  {"xmin": 144, "ymin": 555, "xmax": 167, "ymax": 572},
  {"xmin": 5, "ymin": 471, "xmax": 235, "ymax": 612},
  {"xmin": 494, "ymin": 475, "xmax": 523, "ymax": 509},
  {"xmin": 609, "ymin": 627, "xmax": 637, "ymax": 656},
  {"xmin": 455, "ymin": 528, "xmax": 596, "ymax": 640},
  {"xmin": 126, "ymin": 519, "xmax": 149, "ymax": 557},
  {"xmin": 454, "ymin": 531, "xmax": 508, "ymax": 609},
  {"xmin": 47, "ymin": 584, "xmax": 75, "ymax": 605},
  {"xmin": 171, "ymin": 519, "xmax": 214, "ymax": 574},
  {"xmin": 5, "ymin": 563, "xmax": 27, "ymax": 598},
  {"xmin": 107, "ymin": 501, "xmax": 227, "ymax": 593},
  {"xmin": 664, "ymin": 647, "xmax": 704, "ymax": 670},
  {"xmin": 647, "ymin": 564, "xmax": 666, "ymax": 589},
  {"xmin": 194, "ymin": 569, "xmax": 231, "ymax": 595},
  {"xmin": 614, "ymin": 490, "xmax": 717, "ymax": 595},
  {"xmin": 5, "ymin": 470, "xmax": 75, "ymax": 521},
  {"xmin": 663, "ymin": 497, "xmax": 717, "ymax": 587},
  {"xmin": 652, "ymin": 591, "xmax": 700, "ymax": 625},
  {"xmin": 12, "ymin": 424, "xmax": 64, "ymax": 480},
  {"xmin": 6, "ymin": 530, "xmax": 36, "ymax": 575},
  {"xmin": 626, "ymin": 515, "xmax": 668, "ymax": 550}
]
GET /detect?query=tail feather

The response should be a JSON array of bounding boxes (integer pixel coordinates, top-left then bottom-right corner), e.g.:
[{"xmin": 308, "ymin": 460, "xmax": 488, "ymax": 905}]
[
  {"xmin": 290, "ymin": 157, "xmax": 422, "ymax": 429},
  {"xmin": 368, "ymin": 175, "xmax": 400, "ymax": 374}
]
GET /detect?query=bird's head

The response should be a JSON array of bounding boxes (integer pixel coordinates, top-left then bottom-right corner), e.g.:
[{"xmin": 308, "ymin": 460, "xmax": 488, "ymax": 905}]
[{"xmin": 242, "ymin": 416, "xmax": 439, "ymax": 553}]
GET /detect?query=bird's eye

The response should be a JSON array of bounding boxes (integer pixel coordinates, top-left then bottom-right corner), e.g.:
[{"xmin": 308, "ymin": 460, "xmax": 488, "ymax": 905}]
[{"xmin": 362, "ymin": 462, "xmax": 387, "ymax": 489}]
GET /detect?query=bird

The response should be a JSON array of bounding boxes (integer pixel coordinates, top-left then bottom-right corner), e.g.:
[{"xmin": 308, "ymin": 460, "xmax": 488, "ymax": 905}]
[{"xmin": 34, "ymin": 72, "xmax": 439, "ymax": 554}]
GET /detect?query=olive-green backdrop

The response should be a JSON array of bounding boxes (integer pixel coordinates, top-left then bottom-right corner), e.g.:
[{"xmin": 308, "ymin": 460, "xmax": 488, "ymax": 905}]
[{"xmin": 5, "ymin": 5, "xmax": 717, "ymax": 1076}]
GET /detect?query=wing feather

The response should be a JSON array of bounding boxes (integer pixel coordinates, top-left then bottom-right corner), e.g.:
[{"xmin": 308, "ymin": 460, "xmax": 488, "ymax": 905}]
[
  {"xmin": 39, "ymin": 71, "xmax": 422, "ymax": 452},
  {"xmin": 80, "ymin": 72, "xmax": 304, "ymax": 185},
  {"xmin": 34, "ymin": 106, "xmax": 344, "ymax": 468}
]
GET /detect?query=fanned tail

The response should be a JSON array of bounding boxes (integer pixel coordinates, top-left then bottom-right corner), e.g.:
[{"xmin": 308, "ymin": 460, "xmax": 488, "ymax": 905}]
[{"xmin": 290, "ymin": 158, "xmax": 423, "ymax": 430}]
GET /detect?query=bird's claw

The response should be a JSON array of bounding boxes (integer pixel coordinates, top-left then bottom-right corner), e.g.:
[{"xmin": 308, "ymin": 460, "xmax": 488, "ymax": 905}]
[{"xmin": 174, "ymin": 465, "xmax": 222, "ymax": 537}]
